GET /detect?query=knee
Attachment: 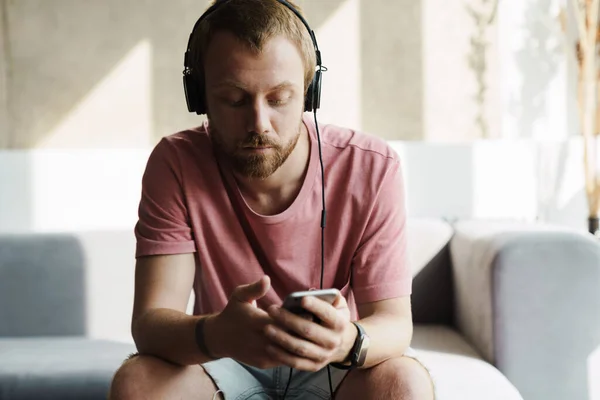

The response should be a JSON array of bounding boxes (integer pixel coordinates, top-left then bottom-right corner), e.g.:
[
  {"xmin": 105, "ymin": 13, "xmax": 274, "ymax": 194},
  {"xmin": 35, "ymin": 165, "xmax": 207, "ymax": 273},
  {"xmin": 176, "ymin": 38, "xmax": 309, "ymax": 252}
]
[
  {"xmin": 108, "ymin": 354, "xmax": 160, "ymax": 400},
  {"xmin": 370, "ymin": 356, "xmax": 434, "ymax": 400}
]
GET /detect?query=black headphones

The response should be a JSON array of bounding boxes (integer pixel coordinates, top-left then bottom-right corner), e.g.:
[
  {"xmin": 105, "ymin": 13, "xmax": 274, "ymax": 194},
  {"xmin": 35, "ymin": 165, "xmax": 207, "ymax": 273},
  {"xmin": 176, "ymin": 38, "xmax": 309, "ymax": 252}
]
[{"xmin": 182, "ymin": 0, "xmax": 325, "ymax": 115}]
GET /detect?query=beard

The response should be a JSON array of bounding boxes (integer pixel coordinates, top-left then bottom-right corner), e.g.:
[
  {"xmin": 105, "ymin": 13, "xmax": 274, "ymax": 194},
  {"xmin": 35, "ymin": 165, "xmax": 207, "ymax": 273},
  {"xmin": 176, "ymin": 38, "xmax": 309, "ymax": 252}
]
[{"xmin": 210, "ymin": 122, "xmax": 302, "ymax": 179}]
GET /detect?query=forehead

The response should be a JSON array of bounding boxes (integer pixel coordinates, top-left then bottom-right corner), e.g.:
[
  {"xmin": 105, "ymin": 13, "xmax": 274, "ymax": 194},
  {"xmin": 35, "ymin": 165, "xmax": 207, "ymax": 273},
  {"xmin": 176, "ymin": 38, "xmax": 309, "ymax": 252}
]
[{"xmin": 203, "ymin": 31, "xmax": 305, "ymax": 90}]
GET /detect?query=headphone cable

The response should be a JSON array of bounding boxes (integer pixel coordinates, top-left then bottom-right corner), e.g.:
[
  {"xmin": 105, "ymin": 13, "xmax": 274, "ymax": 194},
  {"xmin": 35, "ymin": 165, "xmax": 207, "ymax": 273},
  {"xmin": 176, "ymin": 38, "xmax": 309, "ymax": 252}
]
[{"xmin": 283, "ymin": 100, "xmax": 332, "ymax": 399}]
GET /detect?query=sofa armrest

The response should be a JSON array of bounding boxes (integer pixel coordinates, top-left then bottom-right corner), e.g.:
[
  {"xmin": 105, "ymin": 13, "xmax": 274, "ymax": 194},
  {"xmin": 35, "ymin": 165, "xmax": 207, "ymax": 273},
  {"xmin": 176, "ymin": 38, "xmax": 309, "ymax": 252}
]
[{"xmin": 450, "ymin": 220, "xmax": 600, "ymax": 400}]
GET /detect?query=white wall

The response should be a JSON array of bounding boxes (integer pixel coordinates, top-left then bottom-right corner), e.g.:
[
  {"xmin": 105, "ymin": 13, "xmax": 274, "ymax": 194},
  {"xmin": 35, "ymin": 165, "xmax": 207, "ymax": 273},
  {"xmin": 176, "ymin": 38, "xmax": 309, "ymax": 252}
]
[
  {"xmin": 0, "ymin": 150, "xmax": 149, "ymax": 233},
  {"xmin": 389, "ymin": 138, "xmax": 587, "ymax": 231},
  {"xmin": 0, "ymin": 138, "xmax": 588, "ymax": 234}
]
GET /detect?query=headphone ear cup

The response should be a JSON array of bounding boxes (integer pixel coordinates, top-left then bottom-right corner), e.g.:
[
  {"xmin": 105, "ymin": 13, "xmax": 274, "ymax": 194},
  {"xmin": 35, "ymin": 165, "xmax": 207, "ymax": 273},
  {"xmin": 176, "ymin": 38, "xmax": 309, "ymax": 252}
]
[
  {"xmin": 304, "ymin": 82, "xmax": 314, "ymax": 113},
  {"xmin": 304, "ymin": 70, "xmax": 322, "ymax": 112},
  {"xmin": 312, "ymin": 69, "xmax": 322, "ymax": 111},
  {"xmin": 183, "ymin": 74, "xmax": 207, "ymax": 115}
]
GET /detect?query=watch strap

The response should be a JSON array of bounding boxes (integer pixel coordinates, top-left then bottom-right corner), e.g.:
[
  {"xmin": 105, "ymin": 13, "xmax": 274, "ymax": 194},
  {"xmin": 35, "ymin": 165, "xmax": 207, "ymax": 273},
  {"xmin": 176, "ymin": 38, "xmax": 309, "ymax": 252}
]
[{"xmin": 330, "ymin": 321, "xmax": 366, "ymax": 370}]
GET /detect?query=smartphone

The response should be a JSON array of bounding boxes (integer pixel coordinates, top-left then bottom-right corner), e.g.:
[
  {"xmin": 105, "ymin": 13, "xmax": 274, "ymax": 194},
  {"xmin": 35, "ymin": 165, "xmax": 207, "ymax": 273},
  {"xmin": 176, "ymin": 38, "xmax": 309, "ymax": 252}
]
[{"xmin": 282, "ymin": 288, "xmax": 339, "ymax": 316}]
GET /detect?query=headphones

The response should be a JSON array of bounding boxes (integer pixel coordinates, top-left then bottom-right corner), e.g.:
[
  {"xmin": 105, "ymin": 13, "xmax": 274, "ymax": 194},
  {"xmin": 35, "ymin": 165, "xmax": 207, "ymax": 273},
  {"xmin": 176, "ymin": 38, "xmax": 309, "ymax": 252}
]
[{"xmin": 182, "ymin": 0, "xmax": 324, "ymax": 115}]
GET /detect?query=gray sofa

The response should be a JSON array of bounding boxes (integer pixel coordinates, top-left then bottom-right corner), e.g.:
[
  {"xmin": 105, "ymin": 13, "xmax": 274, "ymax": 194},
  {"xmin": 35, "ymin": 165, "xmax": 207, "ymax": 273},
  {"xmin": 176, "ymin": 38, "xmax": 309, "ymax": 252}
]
[
  {"xmin": 1, "ymin": 218, "xmax": 599, "ymax": 399},
  {"xmin": 0, "ymin": 234, "xmax": 135, "ymax": 400}
]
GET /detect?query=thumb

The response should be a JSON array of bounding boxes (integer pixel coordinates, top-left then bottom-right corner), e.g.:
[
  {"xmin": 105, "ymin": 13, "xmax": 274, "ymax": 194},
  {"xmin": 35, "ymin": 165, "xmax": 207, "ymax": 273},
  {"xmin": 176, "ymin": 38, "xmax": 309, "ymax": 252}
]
[
  {"xmin": 332, "ymin": 289, "xmax": 347, "ymax": 309},
  {"xmin": 233, "ymin": 276, "xmax": 271, "ymax": 304}
]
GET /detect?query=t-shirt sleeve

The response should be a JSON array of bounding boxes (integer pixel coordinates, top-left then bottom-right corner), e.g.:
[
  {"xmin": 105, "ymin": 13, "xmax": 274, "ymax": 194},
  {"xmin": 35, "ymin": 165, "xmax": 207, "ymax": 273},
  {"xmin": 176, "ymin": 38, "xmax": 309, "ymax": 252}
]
[
  {"xmin": 351, "ymin": 159, "xmax": 412, "ymax": 304},
  {"xmin": 134, "ymin": 138, "xmax": 196, "ymax": 258}
]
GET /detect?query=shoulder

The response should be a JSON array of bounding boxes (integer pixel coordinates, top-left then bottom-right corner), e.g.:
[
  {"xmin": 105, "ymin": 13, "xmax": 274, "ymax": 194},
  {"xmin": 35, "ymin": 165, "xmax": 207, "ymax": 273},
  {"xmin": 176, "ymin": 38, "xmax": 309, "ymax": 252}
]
[
  {"xmin": 154, "ymin": 124, "xmax": 210, "ymax": 157},
  {"xmin": 142, "ymin": 123, "xmax": 213, "ymax": 184},
  {"xmin": 314, "ymin": 118, "xmax": 401, "ymax": 173},
  {"xmin": 147, "ymin": 123, "xmax": 212, "ymax": 167},
  {"xmin": 308, "ymin": 118, "xmax": 403, "ymax": 201}
]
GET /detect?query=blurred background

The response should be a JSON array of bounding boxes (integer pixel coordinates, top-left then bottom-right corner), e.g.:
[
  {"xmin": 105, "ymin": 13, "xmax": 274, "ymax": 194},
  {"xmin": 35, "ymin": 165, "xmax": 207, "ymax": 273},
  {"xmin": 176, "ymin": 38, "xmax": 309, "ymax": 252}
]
[{"xmin": 0, "ymin": 0, "xmax": 590, "ymax": 337}]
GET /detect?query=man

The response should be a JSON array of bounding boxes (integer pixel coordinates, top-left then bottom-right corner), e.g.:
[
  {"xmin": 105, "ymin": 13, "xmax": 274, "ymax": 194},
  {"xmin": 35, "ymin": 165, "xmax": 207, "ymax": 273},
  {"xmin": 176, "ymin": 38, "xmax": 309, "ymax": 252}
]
[{"xmin": 109, "ymin": 0, "xmax": 435, "ymax": 399}]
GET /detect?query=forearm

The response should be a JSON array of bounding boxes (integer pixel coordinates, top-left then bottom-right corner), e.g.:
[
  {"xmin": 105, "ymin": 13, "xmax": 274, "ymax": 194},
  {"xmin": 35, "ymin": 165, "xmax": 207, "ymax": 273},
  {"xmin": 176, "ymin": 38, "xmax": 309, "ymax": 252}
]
[
  {"xmin": 339, "ymin": 314, "xmax": 413, "ymax": 369},
  {"xmin": 132, "ymin": 308, "xmax": 215, "ymax": 366}
]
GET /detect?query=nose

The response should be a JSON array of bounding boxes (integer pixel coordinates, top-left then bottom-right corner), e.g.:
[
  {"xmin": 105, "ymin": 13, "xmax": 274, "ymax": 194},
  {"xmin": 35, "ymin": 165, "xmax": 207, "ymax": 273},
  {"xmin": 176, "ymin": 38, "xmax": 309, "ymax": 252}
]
[{"xmin": 246, "ymin": 99, "xmax": 272, "ymax": 135}]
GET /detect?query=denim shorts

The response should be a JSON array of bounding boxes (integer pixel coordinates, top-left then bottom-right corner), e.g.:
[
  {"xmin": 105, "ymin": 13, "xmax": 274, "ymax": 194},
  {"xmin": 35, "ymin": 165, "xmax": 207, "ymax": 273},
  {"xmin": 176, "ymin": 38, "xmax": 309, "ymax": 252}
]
[{"xmin": 201, "ymin": 347, "xmax": 436, "ymax": 400}]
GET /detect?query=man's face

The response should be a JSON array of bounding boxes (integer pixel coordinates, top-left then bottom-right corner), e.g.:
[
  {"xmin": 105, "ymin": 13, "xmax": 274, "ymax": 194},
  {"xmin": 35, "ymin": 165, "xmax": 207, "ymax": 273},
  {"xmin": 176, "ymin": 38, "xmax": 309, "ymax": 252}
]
[{"xmin": 203, "ymin": 32, "xmax": 306, "ymax": 179}]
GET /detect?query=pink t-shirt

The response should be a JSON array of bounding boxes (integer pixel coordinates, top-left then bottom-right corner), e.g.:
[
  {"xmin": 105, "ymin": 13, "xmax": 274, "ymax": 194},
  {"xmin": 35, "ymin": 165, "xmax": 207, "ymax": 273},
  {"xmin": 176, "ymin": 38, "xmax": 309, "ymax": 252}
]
[{"xmin": 135, "ymin": 114, "xmax": 411, "ymax": 319}]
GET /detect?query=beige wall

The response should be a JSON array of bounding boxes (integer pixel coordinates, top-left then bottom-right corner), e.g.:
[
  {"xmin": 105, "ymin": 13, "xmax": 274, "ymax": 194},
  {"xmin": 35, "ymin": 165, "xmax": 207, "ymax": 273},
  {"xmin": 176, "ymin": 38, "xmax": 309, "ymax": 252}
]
[
  {"xmin": 0, "ymin": 0, "xmax": 8, "ymax": 149},
  {"xmin": 0, "ymin": 0, "xmax": 500, "ymax": 149},
  {"xmin": 360, "ymin": 0, "xmax": 423, "ymax": 141},
  {"xmin": 2, "ymin": 0, "xmax": 212, "ymax": 149}
]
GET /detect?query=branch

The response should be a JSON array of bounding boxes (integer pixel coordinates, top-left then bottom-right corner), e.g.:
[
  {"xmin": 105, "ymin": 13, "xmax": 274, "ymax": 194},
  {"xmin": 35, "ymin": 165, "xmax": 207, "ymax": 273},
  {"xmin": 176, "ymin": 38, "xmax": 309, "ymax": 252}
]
[
  {"xmin": 590, "ymin": 0, "xmax": 600, "ymax": 43},
  {"xmin": 487, "ymin": 0, "xmax": 500, "ymax": 25},
  {"xmin": 572, "ymin": 0, "xmax": 589, "ymax": 45}
]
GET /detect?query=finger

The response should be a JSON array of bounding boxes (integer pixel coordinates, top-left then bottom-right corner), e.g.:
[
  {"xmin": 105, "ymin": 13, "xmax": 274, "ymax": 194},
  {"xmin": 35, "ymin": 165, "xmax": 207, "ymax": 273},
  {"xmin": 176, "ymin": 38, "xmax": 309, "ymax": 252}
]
[
  {"xmin": 267, "ymin": 306, "xmax": 337, "ymax": 349},
  {"xmin": 264, "ymin": 323, "xmax": 329, "ymax": 363},
  {"xmin": 265, "ymin": 343, "xmax": 324, "ymax": 372},
  {"xmin": 331, "ymin": 291, "xmax": 348, "ymax": 309},
  {"xmin": 232, "ymin": 276, "xmax": 271, "ymax": 303},
  {"xmin": 301, "ymin": 296, "xmax": 341, "ymax": 330}
]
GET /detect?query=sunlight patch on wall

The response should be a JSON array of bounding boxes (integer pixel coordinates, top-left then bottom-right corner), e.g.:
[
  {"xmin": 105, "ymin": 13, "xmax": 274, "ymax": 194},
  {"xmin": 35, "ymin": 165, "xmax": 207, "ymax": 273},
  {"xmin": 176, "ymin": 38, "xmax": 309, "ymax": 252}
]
[
  {"xmin": 38, "ymin": 40, "xmax": 153, "ymax": 149},
  {"xmin": 31, "ymin": 149, "xmax": 150, "ymax": 232},
  {"xmin": 312, "ymin": 0, "xmax": 361, "ymax": 130}
]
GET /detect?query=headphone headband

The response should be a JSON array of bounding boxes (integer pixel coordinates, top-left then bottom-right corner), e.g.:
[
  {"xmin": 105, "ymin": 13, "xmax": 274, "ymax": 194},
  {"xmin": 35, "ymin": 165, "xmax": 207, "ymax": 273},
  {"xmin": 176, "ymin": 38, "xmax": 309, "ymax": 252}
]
[{"xmin": 183, "ymin": 0, "xmax": 322, "ymax": 71}]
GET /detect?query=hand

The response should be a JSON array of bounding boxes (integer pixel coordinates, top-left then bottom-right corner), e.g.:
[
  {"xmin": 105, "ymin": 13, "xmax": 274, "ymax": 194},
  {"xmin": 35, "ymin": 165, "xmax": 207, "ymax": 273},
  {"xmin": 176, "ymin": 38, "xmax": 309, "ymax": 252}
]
[
  {"xmin": 206, "ymin": 276, "xmax": 281, "ymax": 369},
  {"xmin": 264, "ymin": 290, "xmax": 356, "ymax": 372}
]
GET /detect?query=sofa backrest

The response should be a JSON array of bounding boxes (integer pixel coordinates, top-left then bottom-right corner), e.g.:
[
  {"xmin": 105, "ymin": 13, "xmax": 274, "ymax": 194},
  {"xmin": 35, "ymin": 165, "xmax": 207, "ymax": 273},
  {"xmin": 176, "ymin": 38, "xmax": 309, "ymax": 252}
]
[
  {"xmin": 0, "ymin": 230, "xmax": 137, "ymax": 341},
  {"xmin": 0, "ymin": 234, "xmax": 86, "ymax": 337},
  {"xmin": 0, "ymin": 219, "xmax": 456, "ymax": 340}
]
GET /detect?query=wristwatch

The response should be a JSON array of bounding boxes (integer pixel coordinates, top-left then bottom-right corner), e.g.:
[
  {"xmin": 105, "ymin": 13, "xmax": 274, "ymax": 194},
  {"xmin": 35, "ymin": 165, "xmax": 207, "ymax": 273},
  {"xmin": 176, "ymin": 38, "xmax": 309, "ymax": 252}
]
[{"xmin": 330, "ymin": 321, "xmax": 370, "ymax": 370}]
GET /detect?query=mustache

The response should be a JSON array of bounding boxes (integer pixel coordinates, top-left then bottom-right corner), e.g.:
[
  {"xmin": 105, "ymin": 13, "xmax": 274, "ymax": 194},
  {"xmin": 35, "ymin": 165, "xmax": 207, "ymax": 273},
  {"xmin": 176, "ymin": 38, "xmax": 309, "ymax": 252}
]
[{"xmin": 239, "ymin": 134, "xmax": 278, "ymax": 148}]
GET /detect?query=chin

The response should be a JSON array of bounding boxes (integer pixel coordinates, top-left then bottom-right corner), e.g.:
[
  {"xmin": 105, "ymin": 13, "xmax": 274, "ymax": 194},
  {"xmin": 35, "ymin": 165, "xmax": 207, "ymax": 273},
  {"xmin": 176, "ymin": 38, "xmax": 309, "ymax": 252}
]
[{"xmin": 233, "ymin": 156, "xmax": 281, "ymax": 179}]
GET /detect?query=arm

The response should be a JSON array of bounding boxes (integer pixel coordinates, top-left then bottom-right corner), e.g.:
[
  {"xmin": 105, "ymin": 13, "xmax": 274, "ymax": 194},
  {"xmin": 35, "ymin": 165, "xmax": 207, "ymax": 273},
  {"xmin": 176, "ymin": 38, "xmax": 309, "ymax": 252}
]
[
  {"xmin": 131, "ymin": 139, "xmax": 214, "ymax": 366},
  {"xmin": 132, "ymin": 138, "xmax": 280, "ymax": 369},
  {"xmin": 346, "ymin": 296, "xmax": 413, "ymax": 369},
  {"xmin": 131, "ymin": 253, "xmax": 213, "ymax": 366},
  {"xmin": 340, "ymin": 156, "xmax": 413, "ymax": 369},
  {"xmin": 132, "ymin": 251, "xmax": 279, "ymax": 368}
]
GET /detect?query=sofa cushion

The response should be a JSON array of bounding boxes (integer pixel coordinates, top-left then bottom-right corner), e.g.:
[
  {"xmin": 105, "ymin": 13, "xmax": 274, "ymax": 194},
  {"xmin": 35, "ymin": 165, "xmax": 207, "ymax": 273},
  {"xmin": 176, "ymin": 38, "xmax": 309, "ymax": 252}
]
[
  {"xmin": 0, "ymin": 337, "xmax": 135, "ymax": 400},
  {"xmin": 411, "ymin": 325, "xmax": 523, "ymax": 400}
]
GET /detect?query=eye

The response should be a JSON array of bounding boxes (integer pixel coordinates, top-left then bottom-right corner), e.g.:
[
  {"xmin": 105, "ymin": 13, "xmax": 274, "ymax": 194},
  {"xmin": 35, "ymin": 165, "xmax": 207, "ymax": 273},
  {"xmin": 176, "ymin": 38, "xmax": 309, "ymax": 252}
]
[
  {"xmin": 228, "ymin": 98, "xmax": 246, "ymax": 107},
  {"xmin": 266, "ymin": 87, "xmax": 294, "ymax": 107},
  {"xmin": 268, "ymin": 94, "xmax": 292, "ymax": 107},
  {"xmin": 269, "ymin": 99, "xmax": 287, "ymax": 106},
  {"xmin": 220, "ymin": 96, "xmax": 246, "ymax": 107}
]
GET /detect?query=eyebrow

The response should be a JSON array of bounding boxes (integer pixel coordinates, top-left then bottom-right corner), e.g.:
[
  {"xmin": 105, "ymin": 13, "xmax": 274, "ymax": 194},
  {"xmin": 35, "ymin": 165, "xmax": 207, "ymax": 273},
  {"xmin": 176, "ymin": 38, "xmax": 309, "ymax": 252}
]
[{"xmin": 212, "ymin": 79, "xmax": 297, "ymax": 92}]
